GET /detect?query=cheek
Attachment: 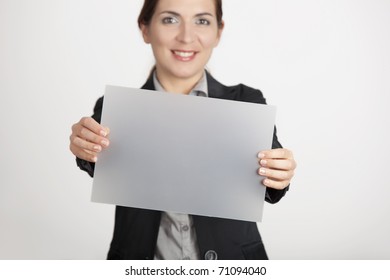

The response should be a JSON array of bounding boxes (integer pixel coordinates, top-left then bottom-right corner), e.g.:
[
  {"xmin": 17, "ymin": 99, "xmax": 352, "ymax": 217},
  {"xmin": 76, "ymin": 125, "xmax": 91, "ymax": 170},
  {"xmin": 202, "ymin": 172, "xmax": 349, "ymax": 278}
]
[
  {"xmin": 151, "ymin": 35, "xmax": 164, "ymax": 48},
  {"xmin": 198, "ymin": 32, "xmax": 220, "ymax": 49},
  {"xmin": 152, "ymin": 33, "xmax": 176, "ymax": 53}
]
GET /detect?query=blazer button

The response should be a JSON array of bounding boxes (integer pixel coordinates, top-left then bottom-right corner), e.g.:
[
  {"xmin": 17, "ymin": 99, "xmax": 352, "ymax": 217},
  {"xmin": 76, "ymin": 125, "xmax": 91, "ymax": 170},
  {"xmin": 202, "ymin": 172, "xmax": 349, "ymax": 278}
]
[{"xmin": 204, "ymin": 250, "xmax": 218, "ymax": 260}]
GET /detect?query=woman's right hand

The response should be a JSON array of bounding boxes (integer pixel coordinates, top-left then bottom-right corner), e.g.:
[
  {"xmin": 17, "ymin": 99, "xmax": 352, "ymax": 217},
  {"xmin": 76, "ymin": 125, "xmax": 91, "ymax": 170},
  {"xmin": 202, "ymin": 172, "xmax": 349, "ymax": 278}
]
[{"xmin": 69, "ymin": 117, "xmax": 110, "ymax": 163}]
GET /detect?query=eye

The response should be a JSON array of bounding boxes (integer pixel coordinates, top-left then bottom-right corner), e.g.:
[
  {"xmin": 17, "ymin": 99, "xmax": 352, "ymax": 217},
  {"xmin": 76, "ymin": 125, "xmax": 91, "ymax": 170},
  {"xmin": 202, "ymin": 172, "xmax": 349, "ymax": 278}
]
[
  {"xmin": 162, "ymin": 17, "xmax": 179, "ymax": 24},
  {"xmin": 196, "ymin": 18, "xmax": 210, "ymax": 25}
]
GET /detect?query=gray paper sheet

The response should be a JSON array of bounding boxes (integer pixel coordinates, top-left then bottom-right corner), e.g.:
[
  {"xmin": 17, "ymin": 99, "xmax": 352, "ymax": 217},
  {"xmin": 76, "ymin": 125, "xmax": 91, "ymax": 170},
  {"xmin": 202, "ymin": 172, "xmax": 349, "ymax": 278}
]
[{"xmin": 92, "ymin": 86, "xmax": 276, "ymax": 222}]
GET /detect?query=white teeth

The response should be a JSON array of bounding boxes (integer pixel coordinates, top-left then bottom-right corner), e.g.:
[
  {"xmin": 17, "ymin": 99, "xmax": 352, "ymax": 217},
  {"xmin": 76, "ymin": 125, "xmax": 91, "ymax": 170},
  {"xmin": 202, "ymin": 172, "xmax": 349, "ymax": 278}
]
[{"xmin": 174, "ymin": 51, "xmax": 194, "ymax": 57}]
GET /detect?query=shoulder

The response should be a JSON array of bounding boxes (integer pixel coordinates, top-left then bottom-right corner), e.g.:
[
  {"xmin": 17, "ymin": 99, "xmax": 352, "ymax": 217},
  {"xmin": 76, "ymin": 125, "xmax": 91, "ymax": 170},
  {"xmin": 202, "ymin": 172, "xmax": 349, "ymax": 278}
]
[
  {"xmin": 235, "ymin": 83, "xmax": 267, "ymax": 104},
  {"xmin": 206, "ymin": 72, "xmax": 267, "ymax": 104}
]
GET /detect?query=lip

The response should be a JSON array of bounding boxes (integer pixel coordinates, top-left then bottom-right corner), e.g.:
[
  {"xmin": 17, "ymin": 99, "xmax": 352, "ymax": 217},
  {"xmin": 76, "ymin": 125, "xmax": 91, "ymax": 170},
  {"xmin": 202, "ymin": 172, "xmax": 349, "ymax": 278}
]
[{"xmin": 171, "ymin": 50, "xmax": 198, "ymax": 62}]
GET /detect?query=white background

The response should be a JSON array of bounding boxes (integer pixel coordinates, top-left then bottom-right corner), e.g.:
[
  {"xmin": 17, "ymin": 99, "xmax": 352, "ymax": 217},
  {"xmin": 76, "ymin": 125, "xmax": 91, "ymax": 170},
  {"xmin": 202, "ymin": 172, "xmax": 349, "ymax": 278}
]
[{"xmin": 0, "ymin": 0, "xmax": 389, "ymax": 259}]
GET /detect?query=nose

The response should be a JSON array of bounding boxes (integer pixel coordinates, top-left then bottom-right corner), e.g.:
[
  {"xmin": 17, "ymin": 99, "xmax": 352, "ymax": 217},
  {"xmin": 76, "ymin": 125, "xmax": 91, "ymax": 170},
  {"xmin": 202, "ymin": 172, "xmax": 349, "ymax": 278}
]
[{"xmin": 176, "ymin": 22, "xmax": 195, "ymax": 44}]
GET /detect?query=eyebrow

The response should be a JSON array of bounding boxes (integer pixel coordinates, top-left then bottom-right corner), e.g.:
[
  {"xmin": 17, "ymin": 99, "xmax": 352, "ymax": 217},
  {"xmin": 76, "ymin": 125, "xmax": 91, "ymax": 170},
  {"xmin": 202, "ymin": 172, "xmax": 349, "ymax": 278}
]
[{"xmin": 159, "ymin": 11, "xmax": 215, "ymax": 18}]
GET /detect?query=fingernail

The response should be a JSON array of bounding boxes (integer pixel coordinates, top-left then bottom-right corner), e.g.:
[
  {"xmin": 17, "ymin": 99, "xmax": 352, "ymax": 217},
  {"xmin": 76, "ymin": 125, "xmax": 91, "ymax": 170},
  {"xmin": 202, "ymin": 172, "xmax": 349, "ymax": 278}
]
[
  {"xmin": 93, "ymin": 145, "xmax": 102, "ymax": 152},
  {"xmin": 92, "ymin": 156, "xmax": 98, "ymax": 162},
  {"xmin": 263, "ymin": 179, "xmax": 269, "ymax": 186},
  {"xmin": 100, "ymin": 130, "xmax": 107, "ymax": 137},
  {"xmin": 258, "ymin": 152, "xmax": 265, "ymax": 159},
  {"xmin": 101, "ymin": 140, "xmax": 109, "ymax": 147},
  {"xmin": 259, "ymin": 168, "xmax": 266, "ymax": 175},
  {"xmin": 260, "ymin": 159, "xmax": 267, "ymax": 166}
]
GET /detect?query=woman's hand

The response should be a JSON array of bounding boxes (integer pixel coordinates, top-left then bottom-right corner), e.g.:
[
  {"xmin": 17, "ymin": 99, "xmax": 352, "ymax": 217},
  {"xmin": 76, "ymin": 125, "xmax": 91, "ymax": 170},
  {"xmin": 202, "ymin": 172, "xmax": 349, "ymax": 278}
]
[
  {"xmin": 69, "ymin": 117, "xmax": 110, "ymax": 163},
  {"xmin": 258, "ymin": 148, "xmax": 296, "ymax": 190}
]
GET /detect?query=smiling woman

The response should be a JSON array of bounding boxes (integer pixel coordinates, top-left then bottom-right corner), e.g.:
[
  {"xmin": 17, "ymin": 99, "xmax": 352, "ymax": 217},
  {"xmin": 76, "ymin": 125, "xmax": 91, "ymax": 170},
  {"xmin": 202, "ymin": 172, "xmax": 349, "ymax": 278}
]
[
  {"xmin": 139, "ymin": 0, "xmax": 224, "ymax": 94},
  {"xmin": 69, "ymin": 0, "xmax": 296, "ymax": 260}
]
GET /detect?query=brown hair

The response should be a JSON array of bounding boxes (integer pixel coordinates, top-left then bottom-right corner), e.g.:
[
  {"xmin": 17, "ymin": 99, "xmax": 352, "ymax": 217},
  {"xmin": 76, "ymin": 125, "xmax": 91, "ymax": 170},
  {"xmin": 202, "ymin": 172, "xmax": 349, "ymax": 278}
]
[{"xmin": 137, "ymin": 0, "xmax": 223, "ymax": 28}]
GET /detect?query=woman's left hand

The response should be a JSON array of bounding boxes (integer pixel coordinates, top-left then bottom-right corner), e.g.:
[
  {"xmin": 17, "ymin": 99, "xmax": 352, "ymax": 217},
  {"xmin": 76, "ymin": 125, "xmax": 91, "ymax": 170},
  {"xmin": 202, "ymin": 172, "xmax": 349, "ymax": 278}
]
[{"xmin": 257, "ymin": 148, "xmax": 296, "ymax": 190}]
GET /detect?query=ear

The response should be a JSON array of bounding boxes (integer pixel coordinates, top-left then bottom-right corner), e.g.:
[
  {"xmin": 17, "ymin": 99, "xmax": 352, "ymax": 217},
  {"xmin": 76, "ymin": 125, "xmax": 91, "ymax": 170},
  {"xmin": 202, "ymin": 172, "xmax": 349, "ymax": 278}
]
[
  {"xmin": 140, "ymin": 24, "xmax": 151, "ymax": 44},
  {"xmin": 214, "ymin": 20, "xmax": 225, "ymax": 47}
]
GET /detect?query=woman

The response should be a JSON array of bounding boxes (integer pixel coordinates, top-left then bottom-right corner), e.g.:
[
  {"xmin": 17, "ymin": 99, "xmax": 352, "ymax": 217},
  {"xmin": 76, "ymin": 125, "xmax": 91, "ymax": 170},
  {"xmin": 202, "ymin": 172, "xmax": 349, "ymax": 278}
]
[{"xmin": 70, "ymin": 0, "xmax": 296, "ymax": 260}]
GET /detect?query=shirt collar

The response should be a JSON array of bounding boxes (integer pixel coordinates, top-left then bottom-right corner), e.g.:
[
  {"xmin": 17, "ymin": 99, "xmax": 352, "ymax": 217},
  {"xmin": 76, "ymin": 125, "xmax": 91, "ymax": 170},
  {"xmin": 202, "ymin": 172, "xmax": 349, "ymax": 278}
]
[{"xmin": 153, "ymin": 71, "xmax": 208, "ymax": 97}]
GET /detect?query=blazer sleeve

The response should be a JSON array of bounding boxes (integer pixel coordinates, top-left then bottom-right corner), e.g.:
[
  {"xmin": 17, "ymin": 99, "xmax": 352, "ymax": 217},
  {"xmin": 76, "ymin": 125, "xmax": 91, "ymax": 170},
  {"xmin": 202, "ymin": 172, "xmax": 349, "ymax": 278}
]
[{"xmin": 75, "ymin": 96, "xmax": 104, "ymax": 177}]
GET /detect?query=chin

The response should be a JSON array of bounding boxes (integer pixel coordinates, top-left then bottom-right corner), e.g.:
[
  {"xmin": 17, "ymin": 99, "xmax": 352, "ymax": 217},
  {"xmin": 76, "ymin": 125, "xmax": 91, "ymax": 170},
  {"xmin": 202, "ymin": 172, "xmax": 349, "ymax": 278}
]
[{"xmin": 170, "ymin": 67, "xmax": 204, "ymax": 80}]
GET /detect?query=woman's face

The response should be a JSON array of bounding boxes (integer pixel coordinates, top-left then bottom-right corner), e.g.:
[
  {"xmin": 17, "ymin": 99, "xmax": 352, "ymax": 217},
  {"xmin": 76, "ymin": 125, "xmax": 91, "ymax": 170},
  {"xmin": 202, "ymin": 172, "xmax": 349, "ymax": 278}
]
[{"xmin": 141, "ymin": 0, "xmax": 223, "ymax": 82}]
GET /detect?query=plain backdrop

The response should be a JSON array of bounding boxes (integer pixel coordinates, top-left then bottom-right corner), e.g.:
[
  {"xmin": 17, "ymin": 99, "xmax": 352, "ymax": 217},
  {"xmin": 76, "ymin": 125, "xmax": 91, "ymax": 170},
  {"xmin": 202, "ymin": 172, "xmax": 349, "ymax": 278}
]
[{"xmin": 1, "ymin": 0, "xmax": 389, "ymax": 259}]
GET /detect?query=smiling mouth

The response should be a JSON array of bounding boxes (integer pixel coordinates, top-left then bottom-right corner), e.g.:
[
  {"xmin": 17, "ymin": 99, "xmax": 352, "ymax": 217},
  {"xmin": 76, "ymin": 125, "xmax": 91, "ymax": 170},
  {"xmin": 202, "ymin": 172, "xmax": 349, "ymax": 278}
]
[{"xmin": 172, "ymin": 50, "xmax": 197, "ymax": 61}]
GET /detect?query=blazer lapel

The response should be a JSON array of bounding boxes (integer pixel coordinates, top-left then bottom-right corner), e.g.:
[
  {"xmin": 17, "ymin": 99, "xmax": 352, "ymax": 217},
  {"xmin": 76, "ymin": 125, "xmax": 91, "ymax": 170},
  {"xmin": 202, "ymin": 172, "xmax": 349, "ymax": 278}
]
[
  {"xmin": 206, "ymin": 71, "xmax": 229, "ymax": 99},
  {"xmin": 141, "ymin": 73, "xmax": 156, "ymax": 91}
]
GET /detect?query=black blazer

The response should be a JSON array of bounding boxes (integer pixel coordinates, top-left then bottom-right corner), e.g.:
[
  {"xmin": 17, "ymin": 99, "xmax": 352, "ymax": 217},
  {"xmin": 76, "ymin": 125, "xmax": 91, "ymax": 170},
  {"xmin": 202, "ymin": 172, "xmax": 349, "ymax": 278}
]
[{"xmin": 76, "ymin": 72, "xmax": 288, "ymax": 260}]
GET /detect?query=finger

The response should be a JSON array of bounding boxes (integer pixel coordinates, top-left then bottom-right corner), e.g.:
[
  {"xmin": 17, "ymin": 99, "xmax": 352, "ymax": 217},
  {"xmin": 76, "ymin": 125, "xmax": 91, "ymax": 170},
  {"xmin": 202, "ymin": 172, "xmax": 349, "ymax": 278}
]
[
  {"xmin": 77, "ymin": 126, "xmax": 110, "ymax": 147},
  {"xmin": 71, "ymin": 136, "xmax": 102, "ymax": 153},
  {"xmin": 69, "ymin": 144, "xmax": 98, "ymax": 162},
  {"xmin": 258, "ymin": 167, "xmax": 294, "ymax": 182},
  {"xmin": 258, "ymin": 148, "xmax": 293, "ymax": 160},
  {"xmin": 104, "ymin": 126, "xmax": 111, "ymax": 136},
  {"xmin": 263, "ymin": 178, "xmax": 289, "ymax": 190},
  {"xmin": 259, "ymin": 158, "xmax": 296, "ymax": 171},
  {"xmin": 79, "ymin": 117, "xmax": 109, "ymax": 137}
]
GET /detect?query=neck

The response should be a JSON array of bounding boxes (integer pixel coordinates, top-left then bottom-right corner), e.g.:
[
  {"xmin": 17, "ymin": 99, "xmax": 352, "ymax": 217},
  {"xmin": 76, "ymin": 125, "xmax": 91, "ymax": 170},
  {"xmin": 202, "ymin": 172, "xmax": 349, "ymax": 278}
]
[{"xmin": 155, "ymin": 69, "xmax": 203, "ymax": 95}]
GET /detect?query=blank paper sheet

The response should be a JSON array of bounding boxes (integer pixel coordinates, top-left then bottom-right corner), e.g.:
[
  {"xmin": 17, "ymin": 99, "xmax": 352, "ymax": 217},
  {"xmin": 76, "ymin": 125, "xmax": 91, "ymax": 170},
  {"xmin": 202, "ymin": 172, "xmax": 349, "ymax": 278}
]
[{"xmin": 92, "ymin": 86, "xmax": 276, "ymax": 222}]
